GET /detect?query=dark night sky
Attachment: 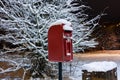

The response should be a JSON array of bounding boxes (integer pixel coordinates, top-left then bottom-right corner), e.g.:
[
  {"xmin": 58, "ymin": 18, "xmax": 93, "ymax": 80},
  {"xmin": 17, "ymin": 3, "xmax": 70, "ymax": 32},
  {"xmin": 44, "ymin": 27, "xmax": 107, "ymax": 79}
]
[{"xmin": 85, "ymin": 0, "xmax": 120, "ymax": 24}]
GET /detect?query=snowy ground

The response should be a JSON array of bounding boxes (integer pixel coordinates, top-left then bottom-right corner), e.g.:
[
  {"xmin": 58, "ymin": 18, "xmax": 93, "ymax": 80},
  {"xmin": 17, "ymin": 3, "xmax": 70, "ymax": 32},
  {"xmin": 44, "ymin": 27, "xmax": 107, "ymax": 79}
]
[
  {"xmin": 64, "ymin": 51, "xmax": 120, "ymax": 80},
  {"xmin": 1, "ymin": 51, "xmax": 120, "ymax": 80}
]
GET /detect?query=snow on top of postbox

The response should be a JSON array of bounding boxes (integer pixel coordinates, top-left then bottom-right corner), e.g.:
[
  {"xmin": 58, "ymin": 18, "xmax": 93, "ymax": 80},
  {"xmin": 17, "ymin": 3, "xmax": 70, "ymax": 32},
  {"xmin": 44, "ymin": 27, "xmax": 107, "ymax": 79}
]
[
  {"xmin": 82, "ymin": 61, "xmax": 117, "ymax": 72},
  {"xmin": 49, "ymin": 19, "xmax": 73, "ymax": 31}
]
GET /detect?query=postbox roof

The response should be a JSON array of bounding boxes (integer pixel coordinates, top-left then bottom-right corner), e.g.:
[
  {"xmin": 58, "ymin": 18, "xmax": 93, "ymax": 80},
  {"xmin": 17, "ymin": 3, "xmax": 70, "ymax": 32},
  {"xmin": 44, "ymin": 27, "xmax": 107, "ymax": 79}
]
[{"xmin": 49, "ymin": 19, "xmax": 73, "ymax": 31}]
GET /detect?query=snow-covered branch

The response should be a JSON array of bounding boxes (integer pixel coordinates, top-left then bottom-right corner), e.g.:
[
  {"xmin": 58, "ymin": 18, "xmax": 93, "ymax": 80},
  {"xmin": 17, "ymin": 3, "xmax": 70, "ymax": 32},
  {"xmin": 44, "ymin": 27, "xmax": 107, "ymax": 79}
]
[{"xmin": 0, "ymin": 59, "xmax": 21, "ymax": 74}]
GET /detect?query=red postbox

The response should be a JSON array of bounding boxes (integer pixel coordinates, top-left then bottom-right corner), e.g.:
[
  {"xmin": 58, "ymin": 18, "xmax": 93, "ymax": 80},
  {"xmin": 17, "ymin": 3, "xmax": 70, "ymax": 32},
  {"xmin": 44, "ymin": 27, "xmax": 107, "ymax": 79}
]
[{"xmin": 48, "ymin": 20, "xmax": 73, "ymax": 62}]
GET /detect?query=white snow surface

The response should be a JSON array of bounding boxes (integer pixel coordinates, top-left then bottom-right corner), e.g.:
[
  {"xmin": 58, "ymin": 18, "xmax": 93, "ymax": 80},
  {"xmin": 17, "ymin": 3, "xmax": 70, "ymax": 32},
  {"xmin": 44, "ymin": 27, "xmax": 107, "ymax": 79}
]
[
  {"xmin": 63, "ymin": 24, "xmax": 73, "ymax": 31},
  {"xmin": 49, "ymin": 19, "xmax": 73, "ymax": 31},
  {"xmin": 82, "ymin": 61, "xmax": 117, "ymax": 72},
  {"xmin": 65, "ymin": 60, "xmax": 120, "ymax": 80}
]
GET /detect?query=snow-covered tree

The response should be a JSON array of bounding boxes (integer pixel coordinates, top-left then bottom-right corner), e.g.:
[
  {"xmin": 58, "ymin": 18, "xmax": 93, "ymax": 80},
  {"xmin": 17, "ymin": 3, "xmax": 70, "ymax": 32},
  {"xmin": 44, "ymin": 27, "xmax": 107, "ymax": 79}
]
[
  {"xmin": 69, "ymin": 0, "xmax": 100, "ymax": 52},
  {"xmin": 0, "ymin": 0, "xmax": 100, "ymax": 79}
]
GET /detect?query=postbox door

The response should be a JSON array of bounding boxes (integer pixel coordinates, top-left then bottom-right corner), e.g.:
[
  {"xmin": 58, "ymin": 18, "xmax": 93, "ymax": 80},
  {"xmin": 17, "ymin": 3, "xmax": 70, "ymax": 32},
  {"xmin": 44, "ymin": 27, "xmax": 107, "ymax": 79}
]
[
  {"xmin": 63, "ymin": 31, "xmax": 73, "ymax": 61},
  {"xmin": 48, "ymin": 25, "xmax": 64, "ymax": 62}
]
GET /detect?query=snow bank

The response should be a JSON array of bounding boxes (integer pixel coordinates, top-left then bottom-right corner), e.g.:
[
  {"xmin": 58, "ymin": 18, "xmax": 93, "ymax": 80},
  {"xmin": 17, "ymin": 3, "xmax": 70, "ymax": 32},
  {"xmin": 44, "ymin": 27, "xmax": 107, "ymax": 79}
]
[
  {"xmin": 82, "ymin": 61, "xmax": 117, "ymax": 72},
  {"xmin": 49, "ymin": 19, "xmax": 73, "ymax": 31}
]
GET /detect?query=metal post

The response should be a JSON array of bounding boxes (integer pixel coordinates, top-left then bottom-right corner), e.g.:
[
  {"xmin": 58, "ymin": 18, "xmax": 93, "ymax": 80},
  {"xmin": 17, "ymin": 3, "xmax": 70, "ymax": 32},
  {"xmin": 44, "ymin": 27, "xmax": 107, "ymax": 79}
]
[{"xmin": 58, "ymin": 62, "xmax": 62, "ymax": 80}]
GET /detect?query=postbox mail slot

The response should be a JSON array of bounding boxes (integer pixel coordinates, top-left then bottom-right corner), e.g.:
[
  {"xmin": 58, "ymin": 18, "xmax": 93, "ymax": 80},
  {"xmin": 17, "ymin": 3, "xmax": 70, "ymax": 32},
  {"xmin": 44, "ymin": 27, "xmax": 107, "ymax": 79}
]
[{"xmin": 63, "ymin": 36, "xmax": 72, "ymax": 40}]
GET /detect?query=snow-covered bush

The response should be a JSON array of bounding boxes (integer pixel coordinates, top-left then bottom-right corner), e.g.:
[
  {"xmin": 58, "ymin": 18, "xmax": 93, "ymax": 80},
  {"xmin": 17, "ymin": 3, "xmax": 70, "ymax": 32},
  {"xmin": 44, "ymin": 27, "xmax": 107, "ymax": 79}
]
[{"xmin": 0, "ymin": 0, "xmax": 100, "ymax": 79}]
